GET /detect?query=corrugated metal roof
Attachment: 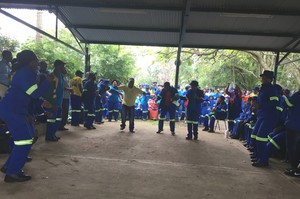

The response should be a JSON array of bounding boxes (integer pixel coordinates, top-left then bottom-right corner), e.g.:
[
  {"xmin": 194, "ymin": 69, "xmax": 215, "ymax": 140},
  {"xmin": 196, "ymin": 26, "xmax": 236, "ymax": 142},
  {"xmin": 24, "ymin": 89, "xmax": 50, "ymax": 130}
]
[{"xmin": 1, "ymin": 0, "xmax": 300, "ymax": 52}]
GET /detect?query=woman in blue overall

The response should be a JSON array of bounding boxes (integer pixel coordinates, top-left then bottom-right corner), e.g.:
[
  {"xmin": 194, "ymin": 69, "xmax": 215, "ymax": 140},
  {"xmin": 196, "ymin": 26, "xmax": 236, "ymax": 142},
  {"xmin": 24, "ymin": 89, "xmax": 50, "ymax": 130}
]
[{"xmin": 0, "ymin": 50, "xmax": 50, "ymax": 182}]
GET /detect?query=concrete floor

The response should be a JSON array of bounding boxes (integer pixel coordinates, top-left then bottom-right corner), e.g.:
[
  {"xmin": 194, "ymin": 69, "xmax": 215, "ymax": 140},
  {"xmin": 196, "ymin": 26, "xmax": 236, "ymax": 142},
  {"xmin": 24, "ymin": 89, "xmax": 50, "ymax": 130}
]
[{"xmin": 0, "ymin": 120, "xmax": 300, "ymax": 199}]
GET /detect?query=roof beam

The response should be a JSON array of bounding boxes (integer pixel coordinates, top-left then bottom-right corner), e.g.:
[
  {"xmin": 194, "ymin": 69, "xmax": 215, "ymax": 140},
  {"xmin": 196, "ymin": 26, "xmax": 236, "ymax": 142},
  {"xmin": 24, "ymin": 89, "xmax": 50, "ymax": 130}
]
[
  {"xmin": 83, "ymin": 40, "xmax": 300, "ymax": 53},
  {"xmin": 0, "ymin": 8, "xmax": 85, "ymax": 55},
  {"xmin": 1, "ymin": 1, "xmax": 300, "ymax": 16},
  {"xmin": 69, "ymin": 25, "xmax": 297, "ymax": 38}
]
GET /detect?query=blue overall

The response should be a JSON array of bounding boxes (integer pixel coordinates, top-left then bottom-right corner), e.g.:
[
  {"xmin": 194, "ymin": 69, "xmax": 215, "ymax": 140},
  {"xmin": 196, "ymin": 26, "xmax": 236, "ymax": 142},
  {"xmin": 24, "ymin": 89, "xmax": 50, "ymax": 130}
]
[
  {"xmin": 231, "ymin": 103, "xmax": 251, "ymax": 138},
  {"xmin": 83, "ymin": 80, "xmax": 97, "ymax": 128},
  {"xmin": 140, "ymin": 92, "xmax": 151, "ymax": 120},
  {"xmin": 284, "ymin": 91, "xmax": 300, "ymax": 169},
  {"xmin": 0, "ymin": 65, "xmax": 50, "ymax": 175},
  {"xmin": 185, "ymin": 89, "xmax": 204, "ymax": 139},
  {"xmin": 180, "ymin": 90, "xmax": 188, "ymax": 120},
  {"xmin": 71, "ymin": 94, "xmax": 82, "ymax": 126},
  {"xmin": 252, "ymin": 82, "xmax": 280, "ymax": 164},
  {"xmin": 203, "ymin": 102, "xmax": 227, "ymax": 130},
  {"xmin": 157, "ymin": 87, "xmax": 178, "ymax": 132},
  {"xmin": 95, "ymin": 83, "xmax": 108, "ymax": 122},
  {"xmin": 266, "ymin": 131, "xmax": 286, "ymax": 157},
  {"xmin": 107, "ymin": 86, "xmax": 121, "ymax": 121}
]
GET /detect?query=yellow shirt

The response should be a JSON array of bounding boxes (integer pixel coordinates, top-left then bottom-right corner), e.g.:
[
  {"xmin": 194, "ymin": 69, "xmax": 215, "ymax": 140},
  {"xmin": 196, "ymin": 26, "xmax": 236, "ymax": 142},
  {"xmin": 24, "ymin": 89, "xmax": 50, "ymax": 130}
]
[
  {"xmin": 118, "ymin": 85, "xmax": 143, "ymax": 106},
  {"xmin": 70, "ymin": 76, "xmax": 82, "ymax": 96}
]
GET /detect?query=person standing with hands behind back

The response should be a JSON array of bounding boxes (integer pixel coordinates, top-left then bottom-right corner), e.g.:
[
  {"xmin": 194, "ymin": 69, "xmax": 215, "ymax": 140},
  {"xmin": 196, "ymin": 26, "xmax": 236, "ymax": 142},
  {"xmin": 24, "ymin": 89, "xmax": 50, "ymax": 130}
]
[{"xmin": 118, "ymin": 78, "xmax": 144, "ymax": 133}]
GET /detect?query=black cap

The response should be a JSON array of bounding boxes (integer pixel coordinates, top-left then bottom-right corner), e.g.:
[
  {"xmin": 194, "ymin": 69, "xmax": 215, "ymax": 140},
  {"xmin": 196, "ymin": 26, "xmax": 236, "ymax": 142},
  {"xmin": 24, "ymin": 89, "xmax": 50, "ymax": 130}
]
[
  {"xmin": 128, "ymin": 78, "xmax": 135, "ymax": 82},
  {"xmin": 260, "ymin": 70, "xmax": 274, "ymax": 79},
  {"xmin": 190, "ymin": 80, "xmax": 199, "ymax": 87},
  {"xmin": 75, "ymin": 70, "xmax": 84, "ymax": 76},
  {"xmin": 54, "ymin": 59, "xmax": 66, "ymax": 67}
]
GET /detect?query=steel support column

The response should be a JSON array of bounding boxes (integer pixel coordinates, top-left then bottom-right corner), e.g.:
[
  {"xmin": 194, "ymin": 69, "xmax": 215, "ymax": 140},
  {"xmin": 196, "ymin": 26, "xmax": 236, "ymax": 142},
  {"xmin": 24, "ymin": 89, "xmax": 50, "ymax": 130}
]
[
  {"xmin": 175, "ymin": 0, "xmax": 191, "ymax": 88},
  {"xmin": 85, "ymin": 45, "xmax": 90, "ymax": 73},
  {"xmin": 274, "ymin": 52, "xmax": 280, "ymax": 84}
]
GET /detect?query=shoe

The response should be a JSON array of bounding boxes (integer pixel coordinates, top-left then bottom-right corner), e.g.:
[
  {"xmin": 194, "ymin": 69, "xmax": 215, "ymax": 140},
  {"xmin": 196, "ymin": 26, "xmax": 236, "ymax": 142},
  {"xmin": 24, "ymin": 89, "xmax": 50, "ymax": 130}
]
[
  {"xmin": 252, "ymin": 162, "xmax": 269, "ymax": 167},
  {"xmin": 120, "ymin": 126, "xmax": 125, "ymax": 130},
  {"xmin": 171, "ymin": 131, "xmax": 175, "ymax": 136},
  {"xmin": 130, "ymin": 130, "xmax": 135, "ymax": 133},
  {"xmin": 250, "ymin": 155, "xmax": 256, "ymax": 159},
  {"xmin": 247, "ymin": 146, "xmax": 254, "ymax": 152},
  {"xmin": 202, "ymin": 128, "xmax": 209, "ymax": 131},
  {"xmin": 208, "ymin": 129, "xmax": 215, "ymax": 133},
  {"xmin": 58, "ymin": 127, "xmax": 68, "ymax": 131},
  {"xmin": 45, "ymin": 137, "xmax": 59, "ymax": 142},
  {"xmin": 26, "ymin": 157, "xmax": 32, "ymax": 162},
  {"xmin": 186, "ymin": 137, "xmax": 192, "ymax": 140},
  {"xmin": 91, "ymin": 126, "xmax": 96, "ymax": 129},
  {"xmin": 32, "ymin": 136, "xmax": 39, "ymax": 144},
  {"xmin": 1, "ymin": 166, "xmax": 6, "ymax": 174},
  {"xmin": 251, "ymin": 159, "xmax": 258, "ymax": 163},
  {"xmin": 4, "ymin": 173, "xmax": 31, "ymax": 183},
  {"xmin": 284, "ymin": 170, "xmax": 300, "ymax": 177},
  {"xmin": 71, "ymin": 124, "xmax": 80, "ymax": 126},
  {"xmin": 156, "ymin": 130, "xmax": 162, "ymax": 134},
  {"xmin": 194, "ymin": 136, "xmax": 198, "ymax": 140},
  {"xmin": 86, "ymin": 126, "xmax": 93, "ymax": 130}
]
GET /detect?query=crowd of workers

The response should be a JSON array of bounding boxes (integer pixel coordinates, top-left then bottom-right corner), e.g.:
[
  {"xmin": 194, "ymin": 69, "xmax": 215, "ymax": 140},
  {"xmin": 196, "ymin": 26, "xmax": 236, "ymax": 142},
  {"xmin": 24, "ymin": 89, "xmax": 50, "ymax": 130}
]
[{"xmin": 0, "ymin": 49, "xmax": 299, "ymax": 183}]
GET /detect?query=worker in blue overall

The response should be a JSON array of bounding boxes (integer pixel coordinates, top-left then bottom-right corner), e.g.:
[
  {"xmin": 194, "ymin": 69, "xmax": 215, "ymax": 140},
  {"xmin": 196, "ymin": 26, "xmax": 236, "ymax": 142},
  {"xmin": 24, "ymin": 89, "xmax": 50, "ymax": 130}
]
[
  {"xmin": 180, "ymin": 85, "xmax": 190, "ymax": 121},
  {"xmin": 0, "ymin": 50, "xmax": 50, "ymax": 182},
  {"xmin": 107, "ymin": 80, "xmax": 121, "ymax": 121},
  {"xmin": 82, "ymin": 72, "xmax": 97, "ymax": 129},
  {"xmin": 283, "ymin": 89, "xmax": 300, "ymax": 177},
  {"xmin": 230, "ymin": 97, "xmax": 252, "ymax": 139},
  {"xmin": 203, "ymin": 96, "xmax": 227, "ymax": 132},
  {"xmin": 182, "ymin": 81, "xmax": 204, "ymax": 140},
  {"xmin": 244, "ymin": 97, "xmax": 258, "ymax": 148},
  {"xmin": 43, "ymin": 60, "xmax": 67, "ymax": 141},
  {"xmin": 140, "ymin": 85, "xmax": 151, "ymax": 120},
  {"xmin": 95, "ymin": 79, "xmax": 109, "ymax": 124},
  {"xmin": 252, "ymin": 70, "xmax": 280, "ymax": 167},
  {"xmin": 156, "ymin": 82, "xmax": 179, "ymax": 135},
  {"xmin": 225, "ymin": 84, "xmax": 242, "ymax": 134}
]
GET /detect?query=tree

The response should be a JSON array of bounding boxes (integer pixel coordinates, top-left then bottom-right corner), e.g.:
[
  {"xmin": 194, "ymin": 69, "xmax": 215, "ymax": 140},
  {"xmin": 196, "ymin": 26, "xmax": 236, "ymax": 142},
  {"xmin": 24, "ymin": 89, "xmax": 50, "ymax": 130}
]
[
  {"xmin": 0, "ymin": 33, "xmax": 19, "ymax": 53},
  {"xmin": 90, "ymin": 44, "xmax": 135, "ymax": 83},
  {"xmin": 21, "ymin": 29, "xmax": 85, "ymax": 77}
]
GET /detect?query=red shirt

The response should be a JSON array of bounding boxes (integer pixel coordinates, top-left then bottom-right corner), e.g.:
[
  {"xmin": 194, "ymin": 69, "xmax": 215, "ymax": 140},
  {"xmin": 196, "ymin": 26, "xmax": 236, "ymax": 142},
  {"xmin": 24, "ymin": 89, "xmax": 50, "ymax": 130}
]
[{"xmin": 164, "ymin": 90, "xmax": 171, "ymax": 106}]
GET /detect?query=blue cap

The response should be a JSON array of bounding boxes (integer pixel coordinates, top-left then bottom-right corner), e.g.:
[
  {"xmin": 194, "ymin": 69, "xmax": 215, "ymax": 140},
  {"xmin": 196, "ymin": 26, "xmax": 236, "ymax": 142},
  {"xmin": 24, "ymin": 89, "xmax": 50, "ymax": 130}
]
[{"xmin": 253, "ymin": 86, "xmax": 260, "ymax": 91}]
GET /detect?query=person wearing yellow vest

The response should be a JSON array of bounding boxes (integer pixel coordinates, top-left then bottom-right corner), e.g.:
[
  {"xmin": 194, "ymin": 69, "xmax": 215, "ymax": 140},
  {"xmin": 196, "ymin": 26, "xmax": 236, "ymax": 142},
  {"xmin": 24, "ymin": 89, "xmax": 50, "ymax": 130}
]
[{"xmin": 70, "ymin": 70, "xmax": 84, "ymax": 126}]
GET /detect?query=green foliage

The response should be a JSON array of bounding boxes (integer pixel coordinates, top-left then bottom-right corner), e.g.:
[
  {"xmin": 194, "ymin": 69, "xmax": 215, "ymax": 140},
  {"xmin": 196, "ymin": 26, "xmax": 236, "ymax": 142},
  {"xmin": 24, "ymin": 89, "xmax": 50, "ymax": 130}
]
[
  {"xmin": 21, "ymin": 29, "xmax": 84, "ymax": 77},
  {"xmin": 90, "ymin": 44, "xmax": 135, "ymax": 83},
  {"xmin": 151, "ymin": 48, "xmax": 263, "ymax": 90},
  {"xmin": 0, "ymin": 34, "xmax": 19, "ymax": 54}
]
